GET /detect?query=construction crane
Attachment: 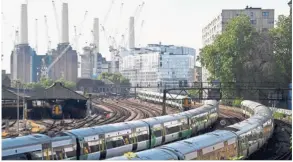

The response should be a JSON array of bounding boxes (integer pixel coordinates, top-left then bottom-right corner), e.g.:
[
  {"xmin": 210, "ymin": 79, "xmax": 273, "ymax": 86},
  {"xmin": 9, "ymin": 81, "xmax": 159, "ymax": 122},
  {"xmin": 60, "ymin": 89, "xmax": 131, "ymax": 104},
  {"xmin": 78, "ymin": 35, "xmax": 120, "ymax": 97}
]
[
  {"xmin": 44, "ymin": 11, "xmax": 88, "ymax": 78},
  {"xmin": 52, "ymin": 0, "xmax": 60, "ymax": 43},
  {"xmin": 137, "ymin": 20, "xmax": 145, "ymax": 47},
  {"xmin": 35, "ymin": 19, "xmax": 38, "ymax": 53},
  {"xmin": 44, "ymin": 15, "xmax": 51, "ymax": 53},
  {"xmin": 119, "ymin": 1, "xmax": 145, "ymax": 50}
]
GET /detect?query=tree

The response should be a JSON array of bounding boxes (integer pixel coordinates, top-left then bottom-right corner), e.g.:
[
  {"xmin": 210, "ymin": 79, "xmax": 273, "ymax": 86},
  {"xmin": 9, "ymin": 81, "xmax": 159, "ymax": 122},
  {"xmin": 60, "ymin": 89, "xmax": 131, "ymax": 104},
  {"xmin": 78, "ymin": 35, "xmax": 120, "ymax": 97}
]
[
  {"xmin": 22, "ymin": 77, "xmax": 76, "ymax": 89},
  {"xmin": 270, "ymin": 14, "xmax": 292, "ymax": 83},
  {"xmin": 97, "ymin": 72, "xmax": 130, "ymax": 85},
  {"xmin": 198, "ymin": 15, "xmax": 284, "ymax": 101}
]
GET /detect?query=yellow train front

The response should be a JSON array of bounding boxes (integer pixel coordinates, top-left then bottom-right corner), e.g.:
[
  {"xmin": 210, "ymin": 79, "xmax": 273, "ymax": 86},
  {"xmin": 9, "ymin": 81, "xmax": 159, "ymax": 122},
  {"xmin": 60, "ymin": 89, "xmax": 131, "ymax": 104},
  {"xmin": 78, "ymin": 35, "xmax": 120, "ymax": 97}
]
[
  {"xmin": 51, "ymin": 105, "xmax": 63, "ymax": 119},
  {"xmin": 182, "ymin": 97, "xmax": 192, "ymax": 111}
]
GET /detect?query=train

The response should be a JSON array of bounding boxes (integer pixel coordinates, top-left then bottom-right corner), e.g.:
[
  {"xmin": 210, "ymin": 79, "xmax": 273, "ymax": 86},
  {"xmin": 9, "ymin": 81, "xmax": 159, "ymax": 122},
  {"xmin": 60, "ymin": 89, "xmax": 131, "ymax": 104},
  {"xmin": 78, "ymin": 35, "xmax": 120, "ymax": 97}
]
[
  {"xmin": 2, "ymin": 100, "xmax": 218, "ymax": 160},
  {"xmin": 108, "ymin": 100, "xmax": 274, "ymax": 160},
  {"xmin": 137, "ymin": 90, "xmax": 192, "ymax": 111},
  {"xmin": 51, "ymin": 104, "xmax": 63, "ymax": 119}
]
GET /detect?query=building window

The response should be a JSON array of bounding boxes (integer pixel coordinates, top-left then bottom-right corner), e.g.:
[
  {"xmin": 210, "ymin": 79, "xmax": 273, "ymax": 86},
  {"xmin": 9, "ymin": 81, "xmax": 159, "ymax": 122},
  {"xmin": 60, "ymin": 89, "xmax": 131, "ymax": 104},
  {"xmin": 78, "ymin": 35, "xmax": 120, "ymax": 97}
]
[
  {"xmin": 250, "ymin": 12, "xmax": 253, "ymax": 17},
  {"xmin": 250, "ymin": 20, "xmax": 256, "ymax": 25},
  {"xmin": 262, "ymin": 12, "xmax": 269, "ymax": 18}
]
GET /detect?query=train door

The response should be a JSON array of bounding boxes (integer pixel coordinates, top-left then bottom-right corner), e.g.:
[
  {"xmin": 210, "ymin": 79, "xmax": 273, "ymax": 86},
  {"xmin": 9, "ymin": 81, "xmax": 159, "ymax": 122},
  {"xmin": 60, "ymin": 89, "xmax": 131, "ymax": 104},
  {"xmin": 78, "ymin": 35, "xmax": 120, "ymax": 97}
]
[
  {"xmin": 130, "ymin": 130, "xmax": 138, "ymax": 151},
  {"xmin": 135, "ymin": 127, "xmax": 149, "ymax": 151},
  {"xmin": 190, "ymin": 117, "xmax": 198, "ymax": 136},
  {"xmin": 150, "ymin": 124, "xmax": 163, "ymax": 147},
  {"xmin": 42, "ymin": 143, "xmax": 52, "ymax": 160}
]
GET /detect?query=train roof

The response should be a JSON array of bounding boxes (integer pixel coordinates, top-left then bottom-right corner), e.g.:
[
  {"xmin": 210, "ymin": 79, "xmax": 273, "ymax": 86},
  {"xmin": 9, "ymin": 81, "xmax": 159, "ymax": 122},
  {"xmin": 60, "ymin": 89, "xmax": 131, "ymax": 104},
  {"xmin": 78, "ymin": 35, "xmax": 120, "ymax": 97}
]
[
  {"xmin": 142, "ymin": 114, "xmax": 186, "ymax": 125},
  {"xmin": 124, "ymin": 120, "xmax": 150, "ymax": 128},
  {"xmin": 2, "ymin": 134, "xmax": 51, "ymax": 150},
  {"xmin": 223, "ymin": 119, "xmax": 260, "ymax": 135},
  {"xmin": 137, "ymin": 90, "xmax": 189, "ymax": 99},
  {"xmin": 65, "ymin": 127, "xmax": 104, "ymax": 138},
  {"xmin": 160, "ymin": 130, "xmax": 236, "ymax": 158},
  {"xmin": 67, "ymin": 121, "xmax": 148, "ymax": 138},
  {"xmin": 107, "ymin": 149, "xmax": 178, "ymax": 160}
]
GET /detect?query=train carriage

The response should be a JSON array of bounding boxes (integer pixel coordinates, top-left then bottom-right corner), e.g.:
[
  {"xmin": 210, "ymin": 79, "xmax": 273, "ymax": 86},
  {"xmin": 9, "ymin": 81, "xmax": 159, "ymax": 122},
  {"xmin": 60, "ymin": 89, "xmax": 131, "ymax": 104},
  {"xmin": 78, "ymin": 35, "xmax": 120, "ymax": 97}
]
[
  {"xmin": 142, "ymin": 114, "xmax": 190, "ymax": 147},
  {"xmin": 137, "ymin": 90, "xmax": 191, "ymax": 111},
  {"xmin": 2, "ymin": 134, "xmax": 52, "ymax": 160},
  {"xmin": 50, "ymin": 133, "xmax": 78, "ymax": 160}
]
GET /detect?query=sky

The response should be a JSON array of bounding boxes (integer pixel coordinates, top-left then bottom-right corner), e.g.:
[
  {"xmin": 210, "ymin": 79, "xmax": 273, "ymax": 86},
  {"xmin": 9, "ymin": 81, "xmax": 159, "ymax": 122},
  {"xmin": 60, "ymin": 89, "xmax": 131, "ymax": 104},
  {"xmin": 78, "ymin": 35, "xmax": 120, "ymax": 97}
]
[{"xmin": 1, "ymin": 0, "xmax": 290, "ymax": 74}]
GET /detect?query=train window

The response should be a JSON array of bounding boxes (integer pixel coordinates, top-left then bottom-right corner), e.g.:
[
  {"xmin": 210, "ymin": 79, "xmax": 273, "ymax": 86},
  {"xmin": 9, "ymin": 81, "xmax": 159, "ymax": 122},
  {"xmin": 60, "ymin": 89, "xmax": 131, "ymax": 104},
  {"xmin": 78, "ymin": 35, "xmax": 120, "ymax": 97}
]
[
  {"xmin": 106, "ymin": 136, "xmax": 125, "ymax": 149},
  {"xmin": 181, "ymin": 122, "xmax": 189, "ymax": 130},
  {"xmin": 88, "ymin": 141, "xmax": 100, "ymax": 153},
  {"xmin": 137, "ymin": 133, "xmax": 148, "ymax": 142},
  {"xmin": 153, "ymin": 129, "xmax": 162, "ymax": 137},
  {"xmin": 2, "ymin": 154, "xmax": 28, "ymax": 160},
  {"xmin": 31, "ymin": 150, "xmax": 43, "ymax": 160},
  {"xmin": 64, "ymin": 146, "xmax": 76, "ymax": 159},
  {"xmin": 165, "ymin": 125, "xmax": 180, "ymax": 135}
]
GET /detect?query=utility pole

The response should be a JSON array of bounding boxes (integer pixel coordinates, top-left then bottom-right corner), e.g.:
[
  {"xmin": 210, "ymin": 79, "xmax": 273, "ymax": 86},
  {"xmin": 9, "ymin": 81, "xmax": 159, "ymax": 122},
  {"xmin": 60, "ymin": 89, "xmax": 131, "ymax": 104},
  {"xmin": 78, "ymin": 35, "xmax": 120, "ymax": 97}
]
[
  {"xmin": 16, "ymin": 81, "xmax": 20, "ymax": 135},
  {"xmin": 162, "ymin": 89, "xmax": 167, "ymax": 115}
]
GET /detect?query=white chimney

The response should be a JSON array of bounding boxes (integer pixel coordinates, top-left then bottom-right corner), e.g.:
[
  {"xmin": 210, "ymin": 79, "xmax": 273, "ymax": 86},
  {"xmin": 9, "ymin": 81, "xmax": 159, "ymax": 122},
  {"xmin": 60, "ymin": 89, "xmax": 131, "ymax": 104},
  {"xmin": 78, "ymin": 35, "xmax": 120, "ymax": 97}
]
[
  {"xmin": 129, "ymin": 17, "xmax": 135, "ymax": 49},
  {"xmin": 20, "ymin": 4, "xmax": 28, "ymax": 44},
  {"xmin": 93, "ymin": 18, "xmax": 99, "ymax": 53},
  {"xmin": 61, "ymin": 3, "xmax": 69, "ymax": 43}
]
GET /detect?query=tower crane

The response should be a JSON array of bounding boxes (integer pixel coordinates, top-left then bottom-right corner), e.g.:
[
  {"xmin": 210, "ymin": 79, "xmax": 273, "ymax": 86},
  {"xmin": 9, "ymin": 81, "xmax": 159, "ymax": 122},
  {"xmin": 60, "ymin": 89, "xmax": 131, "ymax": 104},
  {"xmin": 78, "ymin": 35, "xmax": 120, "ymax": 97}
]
[
  {"xmin": 44, "ymin": 15, "xmax": 51, "ymax": 53},
  {"xmin": 137, "ymin": 20, "xmax": 145, "ymax": 47},
  {"xmin": 119, "ymin": 1, "xmax": 145, "ymax": 50},
  {"xmin": 44, "ymin": 11, "xmax": 88, "ymax": 78},
  {"xmin": 35, "ymin": 19, "xmax": 38, "ymax": 53}
]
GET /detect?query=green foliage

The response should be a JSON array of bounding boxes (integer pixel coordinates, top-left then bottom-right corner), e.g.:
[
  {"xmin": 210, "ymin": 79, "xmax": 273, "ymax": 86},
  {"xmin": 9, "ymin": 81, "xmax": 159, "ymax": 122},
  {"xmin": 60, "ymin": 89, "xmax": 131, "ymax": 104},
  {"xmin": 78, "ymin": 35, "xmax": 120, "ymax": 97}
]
[
  {"xmin": 232, "ymin": 97, "xmax": 243, "ymax": 107},
  {"xmin": 199, "ymin": 14, "xmax": 292, "ymax": 100},
  {"xmin": 22, "ymin": 77, "xmax": 76, "ymax": 89},
  {"xmin": 273, "ymin": 112, "xmax": 284, "ymax": 119},
  {"xmin": 188, "ymin": 90, "xmax": 199, "ymax": 97},
  {"xmin": 270, "ymin": 14, "xmax": 292, "ymax": 83},
  {"xmin": 97, "ymin": 72, "xmax": 130, "ymax": 85},
  {"xmin": 229, "ymin": 156, "xmax": 244, "ymax": 160}
]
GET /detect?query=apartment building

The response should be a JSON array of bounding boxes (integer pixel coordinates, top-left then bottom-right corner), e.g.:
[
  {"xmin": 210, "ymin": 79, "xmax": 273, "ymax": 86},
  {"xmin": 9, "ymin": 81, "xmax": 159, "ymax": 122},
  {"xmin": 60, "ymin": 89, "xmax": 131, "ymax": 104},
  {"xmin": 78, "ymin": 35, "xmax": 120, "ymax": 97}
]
[{"xmin": 201, "ymin": 6, "xmax": 275, "ymax": 84}]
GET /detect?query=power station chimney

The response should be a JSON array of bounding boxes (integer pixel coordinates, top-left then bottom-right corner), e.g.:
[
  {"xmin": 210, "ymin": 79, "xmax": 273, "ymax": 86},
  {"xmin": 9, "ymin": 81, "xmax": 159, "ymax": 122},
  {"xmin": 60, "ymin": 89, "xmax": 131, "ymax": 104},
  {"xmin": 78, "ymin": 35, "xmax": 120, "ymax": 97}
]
[
  {"xmin": 93, "ymin": 18, "xmax": 99, "ymax": 53},
  {"xmin": 129, "ymin": 17, "xmax": 135, "ymax": 49},
  {"xmin": 20, "ymin": 4, "xmax": 28, "ymax": 44},
  {"xmin": 61, "ymin": 3, "xmax": 69, "ymax": 43}
]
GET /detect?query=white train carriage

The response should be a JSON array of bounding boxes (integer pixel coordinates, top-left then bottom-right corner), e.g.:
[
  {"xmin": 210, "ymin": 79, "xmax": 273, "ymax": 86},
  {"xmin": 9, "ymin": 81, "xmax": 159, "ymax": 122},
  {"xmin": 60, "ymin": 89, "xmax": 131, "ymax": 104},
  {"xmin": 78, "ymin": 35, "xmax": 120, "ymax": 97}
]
[
  {"xmin": 50, "ymin": 133, "xmax": 78, "ymax": 160},
  {"xmin": 160, "ymin": 130, "xmax": 238, "ymax": 160},
  {"xmin": 137, "ymin": 90, "xmax": 191, "ymax": 111},
  {"xmin": 142, "ymin": 113, "xmax": 190, "ymax": 147},
  {"xmin": 64, "ymin": 120, "xmax": 150, "ymax": 160},
  {"xmin": 108, "ymin": 130, "xmax": 238, "ymax": 160},
  {"xmin": 2, "ymin": 134, "xmax": 52, "ymax": 160}
]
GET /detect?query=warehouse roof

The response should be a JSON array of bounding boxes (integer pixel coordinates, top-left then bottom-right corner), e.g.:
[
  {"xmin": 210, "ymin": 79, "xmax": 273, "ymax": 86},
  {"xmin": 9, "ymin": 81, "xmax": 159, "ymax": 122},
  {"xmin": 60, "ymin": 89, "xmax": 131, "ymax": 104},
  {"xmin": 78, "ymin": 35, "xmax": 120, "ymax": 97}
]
[
  {"xmin": 1, "ymin": 87, "xmax": 28, "ymax": 100},
  {"xmin": 29, "ymin": 82, "xmax": 87, "ymax": 100}
]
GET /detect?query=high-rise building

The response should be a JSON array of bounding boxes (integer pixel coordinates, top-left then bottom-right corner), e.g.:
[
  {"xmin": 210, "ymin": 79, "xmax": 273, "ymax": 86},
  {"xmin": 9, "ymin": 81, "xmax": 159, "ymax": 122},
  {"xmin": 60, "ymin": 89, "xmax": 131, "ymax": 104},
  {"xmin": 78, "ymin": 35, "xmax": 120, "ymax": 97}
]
[
  {"xmin": 80, "ymin": 46, "xmax": 106, "ymax": 79},
  {"xmin": 50, "ymin": 44, "xmax": 78, "ymax": 82},
  {"xmin": 201, "ymin": 6, "xmax": 275, "ymax": 84},
  {"xmin": 120, "ymin": 44, "xmax": 195, "ymax": 92}
]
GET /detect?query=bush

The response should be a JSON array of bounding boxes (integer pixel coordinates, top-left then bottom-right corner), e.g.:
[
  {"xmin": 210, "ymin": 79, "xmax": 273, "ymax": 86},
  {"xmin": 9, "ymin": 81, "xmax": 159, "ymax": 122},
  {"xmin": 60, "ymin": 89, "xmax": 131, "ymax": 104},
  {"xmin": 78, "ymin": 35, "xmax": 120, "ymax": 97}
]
[{"xmin": 232, "ymin": 97, "xmax": 243, "ymax": 107}]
